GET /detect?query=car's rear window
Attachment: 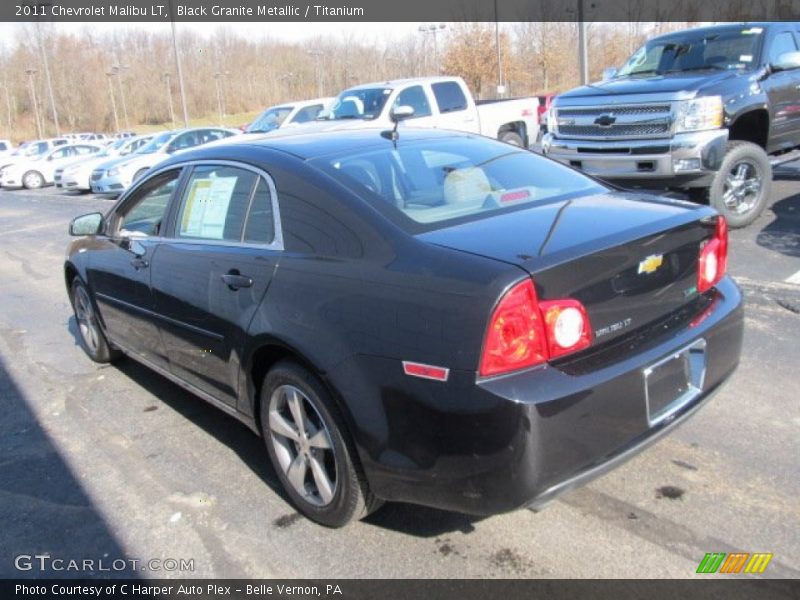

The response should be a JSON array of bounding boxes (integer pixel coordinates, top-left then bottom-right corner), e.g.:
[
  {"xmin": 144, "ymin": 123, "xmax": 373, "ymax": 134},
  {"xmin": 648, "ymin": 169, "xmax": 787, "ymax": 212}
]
[{"xmin": 312, "ymin": 138, "xmax": 604, "ymax": 230}]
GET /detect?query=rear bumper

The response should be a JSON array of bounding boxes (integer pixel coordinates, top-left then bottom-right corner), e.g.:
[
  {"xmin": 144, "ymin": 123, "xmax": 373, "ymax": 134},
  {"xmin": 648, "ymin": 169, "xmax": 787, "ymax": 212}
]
[
  {"xmin": 90, "ymin": 174, "xmax": 127, "ymax": 194},
  {"xmin": 332, "ymin": 277, "xmax": 743, "ymax": 515},
  {"xmin": 542, "ymin": 129, "xmax": 728, "ymax": 187}
]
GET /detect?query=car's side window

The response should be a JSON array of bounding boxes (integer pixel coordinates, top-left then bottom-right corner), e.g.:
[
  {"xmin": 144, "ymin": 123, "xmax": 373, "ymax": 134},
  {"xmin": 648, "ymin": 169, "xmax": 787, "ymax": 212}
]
[
  {"xmin": 432, "ymin": 82, "xmax": 468, "ymax": 114},
  {"xmin": 175, "ymin": 165, "xmax": 259, "ymax": 242},
  {"xmin": 394, "ymin": 85, "xmax": 432, "ymax": 118},
  {"xmin": 243, "ymin": 178, "xmax": 275, "ymax": 244},
  {"xmin": 49, "ymin": 148, "xmax": 71, "ymax": 160},
  {"xmin": 768, "ymin": 32, "xmax": 798, "ymax": 65},
  {"xmin": 291, "ymin": 105, "xmax": 324, "ymax": 124},
  {"xmin": 117, "ymin": 170, "xmax": 181, "ymax": 237}
]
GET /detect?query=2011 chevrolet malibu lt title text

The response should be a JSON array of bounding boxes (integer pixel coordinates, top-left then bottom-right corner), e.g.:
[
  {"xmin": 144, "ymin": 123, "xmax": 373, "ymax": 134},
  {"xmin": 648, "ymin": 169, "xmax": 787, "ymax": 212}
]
[{"xmin": 64, "ymin": 128, "xmax": 743, "ymax": 527}]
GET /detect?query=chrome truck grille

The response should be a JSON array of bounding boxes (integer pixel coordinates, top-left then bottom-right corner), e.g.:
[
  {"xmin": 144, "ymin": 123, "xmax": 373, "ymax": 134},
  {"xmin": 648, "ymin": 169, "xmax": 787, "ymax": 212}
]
[{"xmin": 555, "ymin": 103, "xmax": 674, "ymax": 140}]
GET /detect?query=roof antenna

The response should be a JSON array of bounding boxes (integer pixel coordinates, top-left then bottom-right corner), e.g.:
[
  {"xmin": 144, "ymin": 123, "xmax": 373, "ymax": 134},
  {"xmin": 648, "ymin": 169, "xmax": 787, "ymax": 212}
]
[{"xmin": 381, "ymin": 105, "xmax": 415, "ymax": 148}]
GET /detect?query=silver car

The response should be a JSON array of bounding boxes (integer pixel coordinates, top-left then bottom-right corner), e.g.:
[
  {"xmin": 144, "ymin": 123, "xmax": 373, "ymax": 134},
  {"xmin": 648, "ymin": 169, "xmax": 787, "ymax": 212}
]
[{"xmin": 90, "ymin": 127, "xmax": 238, "ymax": 196}]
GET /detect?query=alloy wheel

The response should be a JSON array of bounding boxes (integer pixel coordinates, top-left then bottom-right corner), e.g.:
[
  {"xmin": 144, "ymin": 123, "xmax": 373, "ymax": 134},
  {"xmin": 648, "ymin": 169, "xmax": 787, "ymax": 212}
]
[
  {"xmin": 268, "ymin": 384, "xmax": 336, "ymax": 506},
  {"xmin": 74, "ymin": 285, "xmax": 100, "ymax": 354},
  {"xmin": 722, "ymin": 160, "xmax": 762, "ymax": 215}
]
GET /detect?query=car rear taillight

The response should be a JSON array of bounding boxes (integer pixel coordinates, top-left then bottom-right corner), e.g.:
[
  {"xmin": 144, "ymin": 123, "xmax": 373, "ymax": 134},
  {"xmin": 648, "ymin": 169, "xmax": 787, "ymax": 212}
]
[
  {"xmin": 697, "ymin": 216, "xmax": 728, "ymax": 294},
  {"xmin": 479, "ymin": 279, "xmax": 592, "ymax": 377},
  {"xmin": 540, "ymin": 299, "xmax": 593, "ymax": 360}
]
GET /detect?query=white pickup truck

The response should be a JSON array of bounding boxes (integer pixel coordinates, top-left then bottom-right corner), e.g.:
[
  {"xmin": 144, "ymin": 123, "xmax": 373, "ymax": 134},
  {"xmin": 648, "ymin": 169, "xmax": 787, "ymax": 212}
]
[{"xmin": 293, "ymin": 76, "xmax": 539, "ymax": 147}]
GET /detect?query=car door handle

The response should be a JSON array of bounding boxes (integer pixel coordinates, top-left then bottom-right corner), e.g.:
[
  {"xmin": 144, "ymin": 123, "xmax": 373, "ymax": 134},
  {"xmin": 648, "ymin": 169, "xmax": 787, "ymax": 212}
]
[
  {"xmin": 221, "ymin": 272, "xmax": 253, "ymax": 290},
  {"xmin": 130, "ymin": 257, "xmax": 149, "ymax": 270}
]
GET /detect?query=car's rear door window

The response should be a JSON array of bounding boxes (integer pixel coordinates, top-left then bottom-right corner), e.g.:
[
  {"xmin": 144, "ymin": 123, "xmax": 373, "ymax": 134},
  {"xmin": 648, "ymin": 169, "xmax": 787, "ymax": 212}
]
[
  {"xmin": 175, "ymin": 165, "xmax": 262, "ymax": 242},
  {"xmin": 432, "ymin": 81, "xmax": 468, "ymax": 113}
]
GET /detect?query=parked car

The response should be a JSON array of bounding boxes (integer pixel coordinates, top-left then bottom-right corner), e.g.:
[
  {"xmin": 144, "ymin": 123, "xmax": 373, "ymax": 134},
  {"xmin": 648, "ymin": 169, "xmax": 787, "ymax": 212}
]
[
  {"xmin": 543, "ymin": 22, "xmax": 800, "ymax": 228},
  {"xmin": 0, "ymin": 137, "xmax": 69, "ymax": 171},
  {"xmin": 58, "ymin": 134, "xmax": 153, "ymax": 192},
  {"xmin": 90, "ymin": 127, "xmax": 239, "ymax": 196},
  {"xmin": 296, "ymin": 76, "xmax": 539, "ymax": 147},
  {"xmin": 0, "ymin": 142, "xmax": 103, "ymax": 189},
  {"xmin": 0, "ymin": 139, "xmax": 14, "ymax": 157},
  {"xmin": 65, "ymin": 128, "xmax": 743, "ymax": 527},
  {"xmin": 244, "ymin": 97, "xmax": 335, "ymax": 134}
]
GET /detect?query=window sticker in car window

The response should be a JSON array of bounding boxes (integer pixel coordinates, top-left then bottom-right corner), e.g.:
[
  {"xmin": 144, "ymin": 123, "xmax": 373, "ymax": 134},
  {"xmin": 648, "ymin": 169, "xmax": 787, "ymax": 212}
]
[
  {"xmin": 739, "ymin": 54, "xmax": 753, "ymax": 62},
  {"xmin": 180, "ymin": 176, "xmax": 237, "ymax": 239},
  {"xmin": 741, "ymin": 28, "xmax": 763, "ymax": 35}
]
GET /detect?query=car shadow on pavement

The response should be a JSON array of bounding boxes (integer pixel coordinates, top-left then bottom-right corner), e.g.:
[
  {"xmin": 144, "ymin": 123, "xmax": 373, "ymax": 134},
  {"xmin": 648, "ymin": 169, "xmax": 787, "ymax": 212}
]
[
  {"xmin": 111, "ymin": 358, "xmax": 491, "ymax": 537},
  {"xmin": 108, "ymin": 358, "xmax": 291, "ymax": 502},
  {"xmin": 757, "ymin": 170, "xmax": 800, "ymax": 258},
  {"xmin": 0, "ymin": 356, "xmax": 137, "ymax": 578},
  {"xmin": 90, "ymin": 347, "xmax": 489, "ymax": 537}
]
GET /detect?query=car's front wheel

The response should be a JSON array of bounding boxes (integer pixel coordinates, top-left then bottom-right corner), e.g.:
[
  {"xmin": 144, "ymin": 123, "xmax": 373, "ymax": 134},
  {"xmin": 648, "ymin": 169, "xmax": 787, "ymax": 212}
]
[
  {"xmin": 260, "ymin": 360, "xmax": 382, "ymax": 527},
  {"xmin": 22, "ymin": 170, "xmax": 45, "ymax": 189},
  {"xmin": 70, "ymin": 278, "xmax": 121, "ymax": 363}
]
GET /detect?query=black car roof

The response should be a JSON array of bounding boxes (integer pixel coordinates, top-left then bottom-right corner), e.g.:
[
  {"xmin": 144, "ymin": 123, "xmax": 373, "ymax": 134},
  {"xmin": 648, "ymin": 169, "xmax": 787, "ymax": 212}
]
[{"xmin": 188, "ymin": 127, "xmax": 475, "ymax": 162}]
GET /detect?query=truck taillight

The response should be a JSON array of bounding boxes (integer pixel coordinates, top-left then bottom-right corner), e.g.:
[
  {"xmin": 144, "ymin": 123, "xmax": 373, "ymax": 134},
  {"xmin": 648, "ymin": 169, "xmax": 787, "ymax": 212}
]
[
  {"xmin": 697, "ymin": 216, "xmax": 728, "ymax": 294},
  {"xmin": 479, "ymin": 279, "xmax": 592, "ymax": 377}
]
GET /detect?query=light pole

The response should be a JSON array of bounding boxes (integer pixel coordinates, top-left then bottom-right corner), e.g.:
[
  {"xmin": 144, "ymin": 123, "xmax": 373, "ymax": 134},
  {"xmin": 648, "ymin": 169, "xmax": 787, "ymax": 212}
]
[
  {"xmin": 168, "ymin": 0, "xmax": 190, "ymax": 127},
  {"xmin": 162, "ymin": 72, "xmax": 176, "ymax": 128},
  {"xmin": 213, "ymin": 72, "xmax": 224, "ymax": 124},
  {"xmin": 25, "ymin": 68, "xmax": 43, "ymax": 139},
  {"xmin": 493, "ymin": 2, "xmax": 504, "ymax": 96},
  {"xmin": 1, "ymin": 82, "xmax": 13, "ymax": 138},
  {"xmin": 577, "ymin": 0, "xmax": 589, "ymax": 85},
  {"xmin": 418, "ymin": 23, "xmax": 447, "ymax": 74},
  {"xmin": 111, "ymin": 64, "xmax": 130, "ymax": 129},
  {"xmin": 307, "ymin": 50, "xmax": 323, "ymax": 97},
  {"xmin": 106, "ymin": 71, "xmax": 120, "ymax": 133},
  {"xmin": 35, "ymin": 22, "xmax": 60, "ymax": 135}
]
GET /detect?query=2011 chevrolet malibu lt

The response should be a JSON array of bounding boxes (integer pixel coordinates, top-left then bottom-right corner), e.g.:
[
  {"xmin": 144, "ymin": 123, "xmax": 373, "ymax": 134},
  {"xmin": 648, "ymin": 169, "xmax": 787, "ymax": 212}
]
[{"xmin": 64, "ymin": 128, "xmax": 743, "ymax": 527}]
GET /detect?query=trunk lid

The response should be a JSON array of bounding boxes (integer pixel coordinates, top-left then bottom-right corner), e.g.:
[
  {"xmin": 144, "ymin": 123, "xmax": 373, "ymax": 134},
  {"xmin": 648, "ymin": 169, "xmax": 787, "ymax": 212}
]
[{"xmin": 418, "ymin": 192, "xmax": 717, "ymax": 346}]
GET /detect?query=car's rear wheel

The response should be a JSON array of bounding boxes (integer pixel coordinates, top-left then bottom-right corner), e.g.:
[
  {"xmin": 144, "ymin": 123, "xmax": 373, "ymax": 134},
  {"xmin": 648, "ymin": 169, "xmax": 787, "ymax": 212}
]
[
  {"xmin": 70, "ymin": 278, "xmax": 121, "ymax": 363},
  {"xmin": 22, "ymin": 170, "xmax": 44, "ymax": 189},
  {"xmin": 499, "ymin": 131, "xmax": 524, "ymax": 147},
  {"xmin": 260, "ymin": 361, "xmax": 382, "ymax": 527}
]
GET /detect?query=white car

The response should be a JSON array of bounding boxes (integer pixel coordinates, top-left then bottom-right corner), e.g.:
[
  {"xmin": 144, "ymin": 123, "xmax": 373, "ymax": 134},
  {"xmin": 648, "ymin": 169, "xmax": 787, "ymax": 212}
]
[
  {"xmin": 0, "ymin": 140, "xmax": 13, "ymax": 158},
  {"xmin": 0, "ymin": 137, "xmax": 70, "ymax": 171},
  {"xmin": 0, "ymin": 143, "xmax": 103, "ymax": 189},
  {"xmin": 59, "ymin": 134, "xmax": 153, "ymax": 192},
  {"xmin": 243, "ymin": 97, "xmax": 334, "ymax": 134},
  {"xmin": 91, "ymin": 127, "xmax": 238, "ymax": 195}
]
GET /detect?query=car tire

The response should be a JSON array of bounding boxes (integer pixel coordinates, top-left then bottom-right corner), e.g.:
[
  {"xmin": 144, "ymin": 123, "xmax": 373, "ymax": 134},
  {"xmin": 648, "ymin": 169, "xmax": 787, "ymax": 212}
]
[
  {"xmin": 707, "ymin": 141, "xmax": 772, "ymax": 229},
  {"xmin": 70, "ymin": 278, "xmax": 122, "ymax": 364},
  {"xmin": 22, "ymin": 170, "xmax": 45, "ymax": 189},
  {"xmin": 133, "ymin": 168, "xmax": 149, "ymax": 182},
  {"xmin": 260, "ymin": 360, "xmax": 383, "ymax": 527},
  {"xmin": 499, "ymin": 131, "xmax": 525, "ymax": 147}
]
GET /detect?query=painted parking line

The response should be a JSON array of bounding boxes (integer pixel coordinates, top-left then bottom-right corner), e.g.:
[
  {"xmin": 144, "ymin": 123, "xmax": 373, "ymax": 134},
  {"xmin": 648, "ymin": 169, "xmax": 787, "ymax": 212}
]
[{"xmin": 786, "ymin": 270, "xmax": 800, "ymax": 285}]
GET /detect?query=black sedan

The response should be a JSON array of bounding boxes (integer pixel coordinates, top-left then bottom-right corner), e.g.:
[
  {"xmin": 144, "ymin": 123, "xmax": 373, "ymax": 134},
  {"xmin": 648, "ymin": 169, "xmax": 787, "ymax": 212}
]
[{"xmin": 65, "ymin": 128, "xmax": 743, "ymax": 527}]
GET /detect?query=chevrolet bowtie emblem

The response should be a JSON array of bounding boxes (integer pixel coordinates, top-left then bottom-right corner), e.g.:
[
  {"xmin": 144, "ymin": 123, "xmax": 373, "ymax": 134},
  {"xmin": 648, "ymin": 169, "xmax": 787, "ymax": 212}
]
[{"xmin": 638, "ymin": 254, "xmax": 664, "ymax": 275}]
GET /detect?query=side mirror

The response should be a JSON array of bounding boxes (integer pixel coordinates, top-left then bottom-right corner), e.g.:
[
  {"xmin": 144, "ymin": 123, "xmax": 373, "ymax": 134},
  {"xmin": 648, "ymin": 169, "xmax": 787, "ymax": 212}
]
[
  {"xmin": 772, "ymin": 51, "xmax": 800, "ymax": 72},
  {"xmin": 69, "ymin": 212, "xmax": 104, "ymax": 236},
  {"xmin": 602, "ymin": 67, "xmax": 618, "ymax": 81},
  {"xmin": 390, "ymin": 105, "xmax": 415, "ymax": 122}
]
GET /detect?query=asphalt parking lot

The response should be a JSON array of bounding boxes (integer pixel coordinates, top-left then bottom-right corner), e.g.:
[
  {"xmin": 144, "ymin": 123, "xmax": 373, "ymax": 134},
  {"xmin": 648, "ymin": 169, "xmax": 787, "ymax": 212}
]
[{"xmin": 0, "ymin": 170, "xmax": 798, "ymax": 580}]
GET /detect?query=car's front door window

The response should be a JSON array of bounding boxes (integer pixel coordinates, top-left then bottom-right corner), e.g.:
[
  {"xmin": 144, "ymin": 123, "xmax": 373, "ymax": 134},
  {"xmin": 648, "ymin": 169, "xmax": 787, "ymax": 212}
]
[{"xmin": 117, "ymin": 171, "xmax": 181, "ymax": 237}]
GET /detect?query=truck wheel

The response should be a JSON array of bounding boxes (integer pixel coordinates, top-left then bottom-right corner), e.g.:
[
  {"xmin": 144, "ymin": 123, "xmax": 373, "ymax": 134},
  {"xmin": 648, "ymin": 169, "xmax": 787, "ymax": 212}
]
[
  {"xmin": 708, "ymin": 141, "xmax": 771, "ymax": 228},
  {"xmin": 499, "ymin": 131, "xmax": 524, "ymax": 147}
]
